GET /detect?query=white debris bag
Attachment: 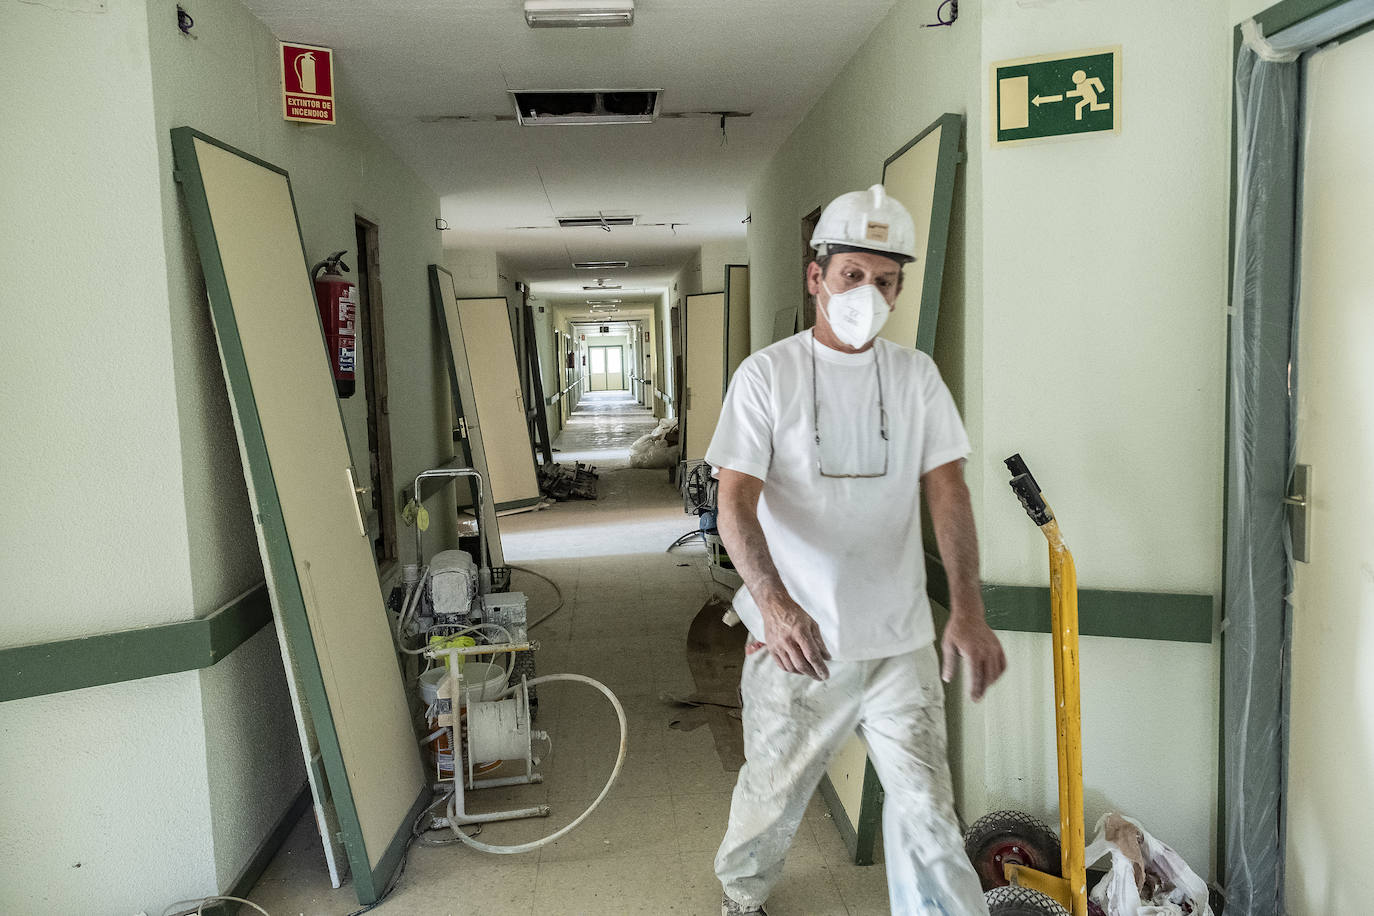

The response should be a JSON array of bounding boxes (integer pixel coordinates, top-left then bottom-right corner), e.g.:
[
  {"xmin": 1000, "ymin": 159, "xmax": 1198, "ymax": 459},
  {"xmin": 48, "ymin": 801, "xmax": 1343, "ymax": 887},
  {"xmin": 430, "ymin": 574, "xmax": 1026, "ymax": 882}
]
[
  {"xmin": 1085, "ymin": 813, "xmax": 1211, "ymax": 916},
  {"xmin": 629, "ymin": 435, "xmax": 676, "ymax": 468},
  {"xmin": 628, "ymin": 418, "xmax": 680, "ymax": 468}
]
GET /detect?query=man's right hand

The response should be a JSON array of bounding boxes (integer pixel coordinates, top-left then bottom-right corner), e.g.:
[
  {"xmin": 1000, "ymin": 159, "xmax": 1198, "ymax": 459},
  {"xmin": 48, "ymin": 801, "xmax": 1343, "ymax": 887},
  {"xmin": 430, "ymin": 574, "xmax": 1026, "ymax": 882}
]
[{"xmin": 761, "ymin": 598, "xmax": 831, "ymax": 681}]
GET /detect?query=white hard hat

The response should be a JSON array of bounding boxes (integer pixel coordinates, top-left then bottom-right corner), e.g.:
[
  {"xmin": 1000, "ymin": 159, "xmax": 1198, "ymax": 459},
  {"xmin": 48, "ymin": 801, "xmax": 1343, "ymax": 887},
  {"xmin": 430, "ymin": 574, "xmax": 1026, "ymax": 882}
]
[{"xmin": 810, "ymin": 184, "xmax": 917, "ymax": 264}]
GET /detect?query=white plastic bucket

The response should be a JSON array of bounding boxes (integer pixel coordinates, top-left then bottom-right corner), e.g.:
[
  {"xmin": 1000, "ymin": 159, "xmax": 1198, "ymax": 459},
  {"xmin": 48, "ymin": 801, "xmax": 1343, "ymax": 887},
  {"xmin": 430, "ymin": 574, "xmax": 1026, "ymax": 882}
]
[
  {"xmin": 419, "ymin": 661, "xmax": 507, "ymax": 705},
  {"xmin": 419, "ymin": 666, "xmax": 448, "ymax": 705}
]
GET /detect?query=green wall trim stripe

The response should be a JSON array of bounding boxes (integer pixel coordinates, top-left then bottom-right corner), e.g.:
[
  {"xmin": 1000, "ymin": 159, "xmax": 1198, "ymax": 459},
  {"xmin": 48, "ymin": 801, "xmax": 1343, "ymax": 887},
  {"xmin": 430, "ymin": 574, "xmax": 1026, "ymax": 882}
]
[
  {"xmin": 925, "ymin": 553, "xmax": 1214, "ymax": 644},
  {"xmin": 0, "ymin": 584, "xmax": 273, "ymax": 703}
]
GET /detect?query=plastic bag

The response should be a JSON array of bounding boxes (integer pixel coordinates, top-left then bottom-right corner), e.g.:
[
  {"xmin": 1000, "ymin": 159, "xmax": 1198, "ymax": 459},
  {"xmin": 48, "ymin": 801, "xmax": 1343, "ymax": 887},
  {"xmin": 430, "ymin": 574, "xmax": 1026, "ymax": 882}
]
[
  {"xmin": 629, "ymin": 434, "xmax": 674, "ymax": 468},
  {"xmin": 1084, "ymin": 813, "xmax": 1211, "ymax": 916}
]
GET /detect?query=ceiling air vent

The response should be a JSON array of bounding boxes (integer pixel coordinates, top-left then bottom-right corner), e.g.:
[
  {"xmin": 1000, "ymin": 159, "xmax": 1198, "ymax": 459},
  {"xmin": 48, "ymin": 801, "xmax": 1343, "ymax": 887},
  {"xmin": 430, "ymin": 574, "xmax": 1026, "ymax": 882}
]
[
  {"xmin": 574, "ymin": 260, "xmax": 629, "ymax": 269},
  {"xmin": 557, "ymin": 215, "xmax": 636, "ymax": 229},
  {"xmin": 511, "ymin": 89, "xmax": 661, "ymax": 126}
]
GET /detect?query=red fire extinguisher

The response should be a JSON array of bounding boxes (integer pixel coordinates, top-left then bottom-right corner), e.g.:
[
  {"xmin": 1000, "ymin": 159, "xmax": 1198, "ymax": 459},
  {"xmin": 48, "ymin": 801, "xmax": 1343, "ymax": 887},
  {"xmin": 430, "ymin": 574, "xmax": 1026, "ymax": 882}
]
[{"xmin": 310, "ymin": 251, "xmax": 357, "ymax": 398}]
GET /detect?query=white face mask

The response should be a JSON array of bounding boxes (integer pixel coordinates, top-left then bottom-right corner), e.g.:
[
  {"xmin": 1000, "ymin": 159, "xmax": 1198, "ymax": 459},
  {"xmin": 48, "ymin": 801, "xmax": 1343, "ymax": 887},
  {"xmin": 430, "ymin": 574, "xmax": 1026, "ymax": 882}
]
[{"xmin": 819, "ymin": 281, "xmax": 890, "ymax": 349}]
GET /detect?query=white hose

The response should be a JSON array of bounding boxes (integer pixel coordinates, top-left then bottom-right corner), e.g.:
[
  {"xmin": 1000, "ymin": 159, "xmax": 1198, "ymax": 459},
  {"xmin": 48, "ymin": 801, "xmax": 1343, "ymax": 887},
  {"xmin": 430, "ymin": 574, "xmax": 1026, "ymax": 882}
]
[{"xmin": 446, "ymin": 673, "xmax": 627, "ymax": 854}]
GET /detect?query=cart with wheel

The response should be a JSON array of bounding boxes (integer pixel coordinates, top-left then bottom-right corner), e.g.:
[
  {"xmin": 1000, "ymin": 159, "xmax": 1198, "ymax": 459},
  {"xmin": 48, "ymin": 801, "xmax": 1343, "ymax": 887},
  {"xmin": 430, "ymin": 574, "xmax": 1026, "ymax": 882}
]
[{"xmin": 964, "ymin": 454, "xmax": 1094, "ymax": 916}]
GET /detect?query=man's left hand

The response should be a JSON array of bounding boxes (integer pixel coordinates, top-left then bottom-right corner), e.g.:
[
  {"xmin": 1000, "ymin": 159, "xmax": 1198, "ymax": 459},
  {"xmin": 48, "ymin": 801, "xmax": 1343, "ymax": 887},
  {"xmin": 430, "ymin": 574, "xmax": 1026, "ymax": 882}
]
[{"xmin": 941, "ymin": 613, "xmax": 1006, "ymax": 702}]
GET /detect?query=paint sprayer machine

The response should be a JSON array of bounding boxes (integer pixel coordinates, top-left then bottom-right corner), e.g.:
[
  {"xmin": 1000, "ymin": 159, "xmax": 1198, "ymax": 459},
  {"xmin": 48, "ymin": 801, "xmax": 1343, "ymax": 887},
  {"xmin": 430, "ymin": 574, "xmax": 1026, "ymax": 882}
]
[{"xmin": 395, "ymin": 467, "xmax": 627, "ymax": 854}]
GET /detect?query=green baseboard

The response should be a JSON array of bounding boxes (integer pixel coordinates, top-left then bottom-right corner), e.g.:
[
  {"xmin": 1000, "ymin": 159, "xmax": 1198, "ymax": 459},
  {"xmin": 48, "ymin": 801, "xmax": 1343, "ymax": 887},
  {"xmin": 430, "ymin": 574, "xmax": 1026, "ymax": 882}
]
[
  {"xmin": 817, "ymin": 759, "xmax": 883, "ymax": 867},
  {"xmin": 197, "ymin": 784, "xmax": 311, "ymax": 915}
]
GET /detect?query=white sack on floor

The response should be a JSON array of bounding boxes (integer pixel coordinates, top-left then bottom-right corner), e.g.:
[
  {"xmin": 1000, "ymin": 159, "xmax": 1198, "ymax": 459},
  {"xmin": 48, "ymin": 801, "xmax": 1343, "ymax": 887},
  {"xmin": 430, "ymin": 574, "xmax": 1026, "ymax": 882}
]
[
  {"xmin": 629, "ymin": 432, "xmax": 676, "ymax": 468},
  {"xmin": 1085, "ymin": 813, "xmax": 1211, "ymax": 916}
]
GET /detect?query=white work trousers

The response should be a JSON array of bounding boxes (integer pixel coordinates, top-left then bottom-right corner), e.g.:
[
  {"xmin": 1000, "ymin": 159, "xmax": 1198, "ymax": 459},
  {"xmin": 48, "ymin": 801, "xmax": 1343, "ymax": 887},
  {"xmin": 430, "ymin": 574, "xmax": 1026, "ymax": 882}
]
[{"xmin": 715, "ymin": 644, "xmax": 989, "ymax": 915}]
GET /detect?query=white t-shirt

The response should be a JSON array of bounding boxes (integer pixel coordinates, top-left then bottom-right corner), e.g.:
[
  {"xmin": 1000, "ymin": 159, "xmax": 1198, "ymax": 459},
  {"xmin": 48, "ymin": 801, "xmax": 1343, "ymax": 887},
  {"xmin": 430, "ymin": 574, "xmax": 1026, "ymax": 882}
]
[{"xmin": 705, "ymin": 330, "xmax": 970, "ymax": 661}]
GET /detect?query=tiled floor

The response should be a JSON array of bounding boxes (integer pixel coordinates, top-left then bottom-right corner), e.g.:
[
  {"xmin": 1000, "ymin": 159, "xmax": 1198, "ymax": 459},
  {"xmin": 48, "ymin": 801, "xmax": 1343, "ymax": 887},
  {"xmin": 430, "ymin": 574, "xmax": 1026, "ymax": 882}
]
[{"xmin": 247, "ymin": 391, "xmax": 890, "ymax": 914}]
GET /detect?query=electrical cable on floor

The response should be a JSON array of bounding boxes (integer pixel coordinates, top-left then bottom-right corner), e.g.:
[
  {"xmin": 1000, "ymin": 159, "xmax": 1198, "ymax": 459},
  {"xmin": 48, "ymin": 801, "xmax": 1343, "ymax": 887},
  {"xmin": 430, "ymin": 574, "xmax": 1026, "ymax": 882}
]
[
  {"xmin": 342, "ymin": 791, "xmax": 483, "ymax": 916},
  {"xmin": 161, "ymin": 895, "xmax": 271, "ymax": 916},
  {"xmin": 509, "ymin": 564, "xmax": 565, "ymax": 629},
  {"xmin": 410, "ymin": 789, "xmax": 483, "ymax": 848}
]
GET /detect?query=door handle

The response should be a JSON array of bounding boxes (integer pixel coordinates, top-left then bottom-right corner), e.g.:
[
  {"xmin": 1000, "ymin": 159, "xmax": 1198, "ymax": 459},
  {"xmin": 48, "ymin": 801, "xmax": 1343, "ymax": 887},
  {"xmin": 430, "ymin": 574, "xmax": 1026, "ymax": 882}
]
[
  {"xmin": 1287, "ymin": 464, "xmax": 1311, "ymax": 563},
  {"xmin": 345, "ymin": 467, "xmax": 368, "ymax": 538}
]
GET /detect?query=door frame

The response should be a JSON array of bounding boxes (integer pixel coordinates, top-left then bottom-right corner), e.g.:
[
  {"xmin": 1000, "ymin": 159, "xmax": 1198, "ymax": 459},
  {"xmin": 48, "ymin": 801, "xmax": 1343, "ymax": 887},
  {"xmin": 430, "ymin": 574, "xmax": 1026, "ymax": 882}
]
[
  {"xmin": 1221, "ymin": 0, "xmax": 1374, "ymax": 905},
  {"xmin": 353, "ymin": 216, "xmax": 397, "ymax": 573}
]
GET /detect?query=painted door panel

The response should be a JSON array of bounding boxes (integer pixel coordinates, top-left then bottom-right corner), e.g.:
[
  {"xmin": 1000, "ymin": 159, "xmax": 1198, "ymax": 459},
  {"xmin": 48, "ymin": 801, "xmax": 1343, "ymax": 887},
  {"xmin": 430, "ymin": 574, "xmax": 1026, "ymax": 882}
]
[
  {"xmin": 605, "ymin": 345, "xmax": 624, "ymax": 390},
  {"xmin": 1284, "ymin": 34, "xmax": 1374, "ymax": 915},
  {"xmin": 174, "ymin": 131, "xmax": 424, "ymax": 903},
  {"xmin": 589, "ymin": 346, "xmax": 608, "ymax": 390},
  {"xmin": 879, "ymin": 114, "xmax": 962, "ymax": 355},
  {"xmin": 429, "ymin": 269, "xmax": 507, "ymax": 566},
  {"xmin": 455, "ymin": 298, "xmax": 540, "ymax": 509},
  {"xmin": 683, "ymin": 292, "xmax": 727, "ymax": 461}
]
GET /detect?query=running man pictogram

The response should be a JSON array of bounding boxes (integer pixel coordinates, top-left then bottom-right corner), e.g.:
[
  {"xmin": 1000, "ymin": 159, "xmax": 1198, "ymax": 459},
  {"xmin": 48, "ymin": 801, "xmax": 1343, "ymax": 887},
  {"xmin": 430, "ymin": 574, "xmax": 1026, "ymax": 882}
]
[{"xmin": 1066, "ymin": 69, "xmax": 1109, "ymax": 120}]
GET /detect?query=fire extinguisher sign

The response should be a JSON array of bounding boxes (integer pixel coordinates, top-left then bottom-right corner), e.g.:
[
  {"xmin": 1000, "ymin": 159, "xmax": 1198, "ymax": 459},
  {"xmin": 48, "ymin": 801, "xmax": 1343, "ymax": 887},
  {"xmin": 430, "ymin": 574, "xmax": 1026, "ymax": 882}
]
[{"xmin": 280, "ymin": 42, "xmax": 335, "ymax": 125}]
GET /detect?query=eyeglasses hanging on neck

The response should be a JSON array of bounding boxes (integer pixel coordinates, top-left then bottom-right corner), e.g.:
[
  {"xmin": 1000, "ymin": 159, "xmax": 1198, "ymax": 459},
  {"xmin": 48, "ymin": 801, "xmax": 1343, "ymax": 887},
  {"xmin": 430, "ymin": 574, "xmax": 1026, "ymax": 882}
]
[{"xmin": 810, "ymin": 334, "xmax": 889, "ymax": 479}]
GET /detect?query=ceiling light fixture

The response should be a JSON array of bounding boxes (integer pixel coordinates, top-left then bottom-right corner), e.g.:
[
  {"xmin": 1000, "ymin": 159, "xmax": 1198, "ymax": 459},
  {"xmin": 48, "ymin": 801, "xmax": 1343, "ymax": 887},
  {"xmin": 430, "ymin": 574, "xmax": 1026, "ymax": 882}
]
[
  {"xmin": 524, "ymin": 0, "xmax": 634, "ymax": 28},
  {"xmin": 558, "ymin": 215, "xmax": 637, "ymax": 229},
  {"xmin": 583, "ymin": 285, "xmax": 622, "ymax": 291}
]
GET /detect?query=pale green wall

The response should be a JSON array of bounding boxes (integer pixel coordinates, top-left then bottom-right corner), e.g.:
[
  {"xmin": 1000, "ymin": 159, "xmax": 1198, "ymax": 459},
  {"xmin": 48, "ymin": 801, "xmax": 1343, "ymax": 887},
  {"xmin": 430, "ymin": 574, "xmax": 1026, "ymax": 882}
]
[
  {"xmin": 700, "ymin": 238, "xmax": 749, "ymax": 295},
  {"xmin": 975, "ymin": 1, "xmax": 1228, "ymax": 874},
  {"xmin": 747, "ymin": 0, "xmax": 1230, "ymax": 873},
  {"xmin": 147, "ymin": 0, "xmax": 448, "ymax": 889},
  {"xmin": 747, "ymin": 0, "xmax": 985, "ymax": 506},
  {"xmin": 2, "ymin": 0, "xmax": 451, "ymax": 907},
  {"xmin": 654, "ymin": 255, "xmax": 701, "ymax": 417},
  {"xmin": 0, "ymin": 1, "xmax": 215, "ymax": 911}
]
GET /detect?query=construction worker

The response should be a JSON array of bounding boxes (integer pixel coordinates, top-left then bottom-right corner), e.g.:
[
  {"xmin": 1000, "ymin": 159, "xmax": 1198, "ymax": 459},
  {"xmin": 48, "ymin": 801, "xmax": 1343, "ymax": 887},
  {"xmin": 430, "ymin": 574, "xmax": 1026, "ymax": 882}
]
[{"xmin": 709, "ymin": 185, "xmax": 1006, "ymax": 915}]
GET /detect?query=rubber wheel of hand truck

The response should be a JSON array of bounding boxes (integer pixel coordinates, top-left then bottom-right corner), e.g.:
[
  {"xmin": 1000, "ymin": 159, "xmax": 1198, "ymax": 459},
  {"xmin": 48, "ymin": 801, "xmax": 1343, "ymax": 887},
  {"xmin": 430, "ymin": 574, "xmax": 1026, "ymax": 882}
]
[
  {"xmin": 964, "ymin": 809, "xmax": 1062, "ymax": 891},
  {"xmin": 985, "ymin": 885, "xmax": 1071, "ymax": 915}
]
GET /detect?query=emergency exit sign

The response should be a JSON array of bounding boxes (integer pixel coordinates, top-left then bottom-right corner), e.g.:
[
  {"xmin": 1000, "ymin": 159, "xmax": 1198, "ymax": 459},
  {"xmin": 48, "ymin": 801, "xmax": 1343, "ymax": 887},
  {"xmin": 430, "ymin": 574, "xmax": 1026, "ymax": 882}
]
[{"xmin": 992, "ymin": 47, "xmax": 1120, "ymax": 146}]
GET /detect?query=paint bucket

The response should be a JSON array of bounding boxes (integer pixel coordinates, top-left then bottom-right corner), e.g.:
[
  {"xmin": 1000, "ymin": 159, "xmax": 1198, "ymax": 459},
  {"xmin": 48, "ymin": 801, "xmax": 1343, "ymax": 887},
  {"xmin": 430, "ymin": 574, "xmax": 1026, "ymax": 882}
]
[{"xmin": 456, "ymin": 661, "xmax": 509, "ymax": 703}]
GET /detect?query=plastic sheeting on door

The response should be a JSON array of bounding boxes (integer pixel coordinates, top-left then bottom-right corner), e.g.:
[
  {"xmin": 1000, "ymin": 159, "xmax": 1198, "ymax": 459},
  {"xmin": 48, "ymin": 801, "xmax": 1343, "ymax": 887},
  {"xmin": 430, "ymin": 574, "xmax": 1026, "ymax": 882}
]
[{"xmin": 1225, "ymin": 5, "xmax": 1374, "ymax": 912}]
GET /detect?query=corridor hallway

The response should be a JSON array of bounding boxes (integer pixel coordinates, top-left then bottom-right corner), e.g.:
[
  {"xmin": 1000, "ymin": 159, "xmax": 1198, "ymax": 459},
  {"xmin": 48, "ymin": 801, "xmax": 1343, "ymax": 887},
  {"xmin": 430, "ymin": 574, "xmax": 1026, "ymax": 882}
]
[{"xmin": 248, "ymin": 392, "xmax": 891, "ymax": 914}]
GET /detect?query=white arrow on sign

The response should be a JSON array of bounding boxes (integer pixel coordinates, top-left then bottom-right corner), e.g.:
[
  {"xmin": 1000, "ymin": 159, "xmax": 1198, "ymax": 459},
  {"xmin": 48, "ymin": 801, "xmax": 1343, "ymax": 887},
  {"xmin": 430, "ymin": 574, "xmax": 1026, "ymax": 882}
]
[{"xmin": 1032, "ymin": 94, "xmax": 1064, "ymax": 106}]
